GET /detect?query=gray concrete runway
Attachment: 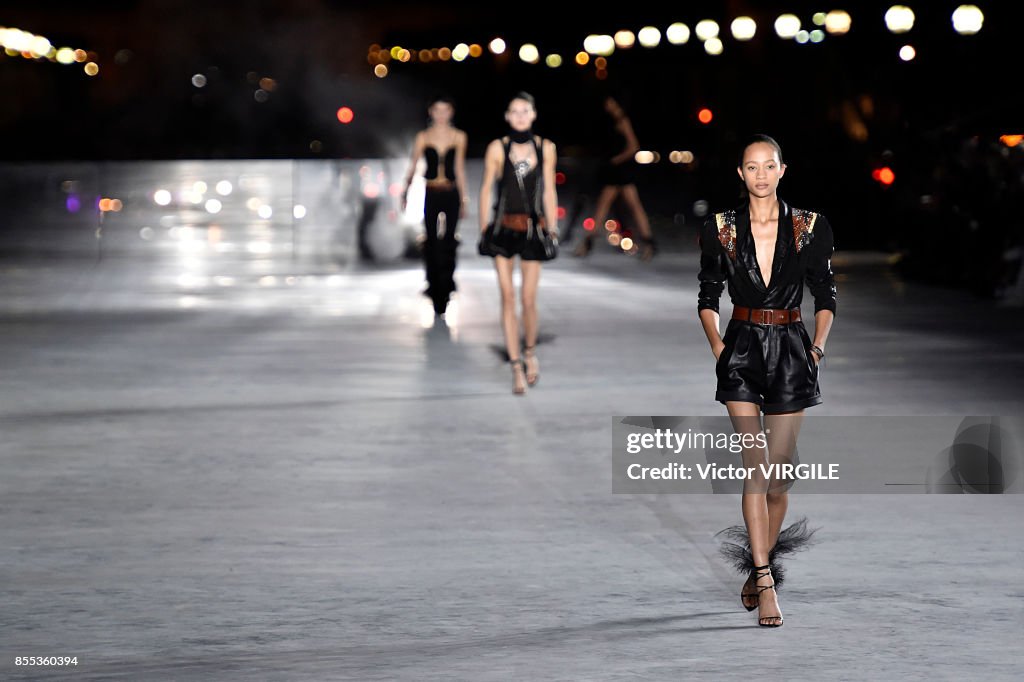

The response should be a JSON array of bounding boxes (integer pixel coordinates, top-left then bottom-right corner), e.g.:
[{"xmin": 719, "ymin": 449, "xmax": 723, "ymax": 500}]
[{"xmin": 3, "ymin": 228, "xmax": 1024, "ymax": 680}]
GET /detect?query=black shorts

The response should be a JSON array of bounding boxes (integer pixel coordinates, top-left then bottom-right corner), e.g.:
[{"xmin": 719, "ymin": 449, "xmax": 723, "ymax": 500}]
[{"xmin": 715, "ymin": 319, "xmax": 822, "ymax": 414}]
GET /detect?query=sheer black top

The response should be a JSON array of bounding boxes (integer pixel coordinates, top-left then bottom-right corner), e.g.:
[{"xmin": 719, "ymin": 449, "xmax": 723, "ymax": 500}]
[{"xmin": 495, "ymin": 137, "xmax": 543, "ymax": 216}]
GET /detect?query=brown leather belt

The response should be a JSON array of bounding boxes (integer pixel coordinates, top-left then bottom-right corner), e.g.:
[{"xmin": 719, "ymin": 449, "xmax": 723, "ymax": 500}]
[
  {"xmin": 732, "ymin": 306, "xmax": 802, "ymax": 324},
  {"xmin": 500, "ymin": 213, "xmax": 546, "ymax": 233}
]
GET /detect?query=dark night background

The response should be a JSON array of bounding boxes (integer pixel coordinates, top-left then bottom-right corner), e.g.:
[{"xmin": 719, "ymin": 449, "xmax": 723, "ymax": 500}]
[{"xmin": 3, "ymin": 1, "xmax": 1023, "ymax": 293}]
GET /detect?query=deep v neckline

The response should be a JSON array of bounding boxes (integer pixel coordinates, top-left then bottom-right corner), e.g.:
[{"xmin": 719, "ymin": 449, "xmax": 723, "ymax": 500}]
[{"xmin": 748, "ymin": 212, "xmax": 784, "ymax": 290}]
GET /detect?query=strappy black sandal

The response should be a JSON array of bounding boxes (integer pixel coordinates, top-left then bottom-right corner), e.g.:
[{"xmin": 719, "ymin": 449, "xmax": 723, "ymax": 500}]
[
  {"xmin": 741, "ymin": 572, "xmax": 759, "ymax": 611},
  {"xmin": 523, "ymin": 345, "xmax": 539, "ymax": 386},
  {"xmin": 510, "ymin": 359, "xmax": 527, "ymax": 395},
  {"xmin": 573, "ymin": 235, "xmax": 594, "ymax": 257},
  {"xmin": 638, "ymin": 236, "xmax": 658, "ymax": 261},
  {"xmin": 752, "ymin": 564, "xmax": 783, "ymax": 627}
]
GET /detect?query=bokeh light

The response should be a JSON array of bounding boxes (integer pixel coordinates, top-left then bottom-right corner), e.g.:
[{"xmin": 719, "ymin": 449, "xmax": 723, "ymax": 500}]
[
  {"xmin": 638, "ymin": 27, "xmax": 661, "ymax": 48},
  {"xmin": 704, "ymin": 38, "xmax": 724, "ymax": 55},
  {"xmin": 731, "ymin": 17, "xmax": 757, "ymax": 41},
  {"xmin": 899, "ymin": 45, "xmax": 916, "ymax": 61},
  {"xmin": 489, "ymin": 38, "xmax": 506, "ymax": 55},
  {"xmin": 775, "ymin": 14, "xmax": 801, "ymax": 39},
  {"xmin": 614, "ymin": 30, "xmax": 635, "ymax": 49},
  {"xmin": 952, "ymin": 5, "xmax": 984, "ymax": 35},
  {"xmin": 336, "ymin": 106, "xmax": 354, "ymax": 123},
  {"xmin": 695, "ymin": 20, "xmax": 719, "ymax": 41},
  {"xmin": 666, "ymin": 23, "xmax": 691, "ymax": 45},
  {"xmin": 584, "ymin": 34, "xmax": 615, "ymax": 56},
  {"xmin": 825, "ymin": 10, "xmax": 852, "ymax": 34},
  {"xmin": 885, "ymin": 6, "xmax": 916, "ymax": 34},
  {"xmin": 872, "ymin": 166, "xmax": 896, "ymax": 185},
  {"xmin": 518, "ymin": 44, "xmax": 539, "ymax": 63}
]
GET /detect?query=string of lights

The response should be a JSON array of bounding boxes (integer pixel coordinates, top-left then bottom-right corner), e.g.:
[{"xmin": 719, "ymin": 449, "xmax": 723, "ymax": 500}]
[
  {"xmin": 367, "ymin": 6, "xmax": 985, "ymax": 78},
  {"xmin": 0, "ymin": 25, "xmax": 101, "ymax": 76}
]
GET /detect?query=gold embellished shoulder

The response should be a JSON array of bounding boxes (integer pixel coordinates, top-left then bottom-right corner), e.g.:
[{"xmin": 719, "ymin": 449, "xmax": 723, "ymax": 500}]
[
  {"xmin": 714, "ymin": 210, "xmax": 737, "ymax": 259},
  {"xmin": 791, "ymin": 207, "xmax": 819, "ymax": 253}
]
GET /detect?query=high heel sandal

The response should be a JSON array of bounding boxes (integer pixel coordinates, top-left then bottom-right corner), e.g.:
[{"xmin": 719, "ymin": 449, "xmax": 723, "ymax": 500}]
[
  {"xmin": 752, "ymin": 564, "xmax": 783, "ymax": 627},
  {"xmin": 741, "ymin": 572, "xmax": 759, "ymax": 612},
  {"xmin": 510, "ymin": 359, "xmax": 527, "ymax": 395},
  {"xmin": 523, "ymin": 345, "xmax": 539, "ymax": 386},
  {"xmin": 717, "ymin": 517, "xmax": 818, "ymax": 604},
  {"xmin": 638, "ymin": 236, "xmax": 658, "ymax": 262},
  {"xmin": 573, "ymin": 235, "xmax": 593, "ymax": 257}
]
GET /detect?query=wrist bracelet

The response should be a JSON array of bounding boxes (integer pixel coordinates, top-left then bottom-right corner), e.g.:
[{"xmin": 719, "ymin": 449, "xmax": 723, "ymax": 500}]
[{"xmin": 810, "ymin": 345, "xmax": 824, "ymax": 359}]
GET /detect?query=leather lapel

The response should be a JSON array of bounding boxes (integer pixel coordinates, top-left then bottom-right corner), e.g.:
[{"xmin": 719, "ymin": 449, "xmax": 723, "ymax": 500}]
[{"xmin": 772, "ymin": 199, "xmax": 792, "ymax": 287}]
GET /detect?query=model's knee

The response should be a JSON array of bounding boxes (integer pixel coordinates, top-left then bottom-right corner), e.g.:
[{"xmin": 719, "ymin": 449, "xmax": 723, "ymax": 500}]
[{"xmin": 766, "ymin": 490, "xmax": 788, "ymax": 505}]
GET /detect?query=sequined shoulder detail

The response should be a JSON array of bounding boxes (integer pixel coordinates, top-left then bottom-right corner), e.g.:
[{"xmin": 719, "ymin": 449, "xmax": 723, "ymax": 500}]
[
  {"xmin": 791, "ymin": 208, "xmax": 818, "ymax": 254},
  {"xmin": 714, "ymin": 210, "xmax": 737, "ymax": 259}
]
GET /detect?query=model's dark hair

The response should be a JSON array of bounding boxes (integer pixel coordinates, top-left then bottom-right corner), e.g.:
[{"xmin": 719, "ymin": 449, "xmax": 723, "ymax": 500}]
[
  {"xmin": 428, "ymin": 94, "xmax": 455, "ymax": 109},
  {"xmin": 738, "ymin": 134, "xmax": 784, "ymax": 167},
  {"xmin": 509, "ymin": 91, "xmax": 536, "ymax": 108}
]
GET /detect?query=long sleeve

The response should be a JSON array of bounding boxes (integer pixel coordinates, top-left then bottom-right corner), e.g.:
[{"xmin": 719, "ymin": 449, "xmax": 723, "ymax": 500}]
[
  {"xmin": 804, "ymin": 214, "xmax": 837, "ymax": 314},
  {"xmin": 698, "ymin": 217, "xmax": 727, "ymax": 313}
]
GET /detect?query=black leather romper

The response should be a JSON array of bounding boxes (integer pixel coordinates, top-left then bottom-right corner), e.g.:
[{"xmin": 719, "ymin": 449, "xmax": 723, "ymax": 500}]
[{"xmin": 698, "ymin": 199, "xmax": 837, "ymax": 413}]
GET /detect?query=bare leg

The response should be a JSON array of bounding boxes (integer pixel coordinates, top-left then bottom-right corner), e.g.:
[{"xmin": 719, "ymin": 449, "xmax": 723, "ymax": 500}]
[
  {"xmin": 620, "ymin": 184, "xmax": 655, "ymax": 260},
  {"xmin": 620, "ymin": 184, "xmax": 651, "ymax": 239},
  {"xmin": 574, "ymin": 185, "xmax": 620, "ymax": 256},
  {"xmin": 764, "ymin": 410, "xmax": 804, "ymax": 548},
  {"xmin": 727, "ymin": 401, "xmax": 782, "ymax": 625},
  {"xmin": 494, "ymin": 256, "xmax": 525, "ymax": 393},
  {"xmin": 520, "ymin": 260, "xmax": 541, "ymax": 384}
]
